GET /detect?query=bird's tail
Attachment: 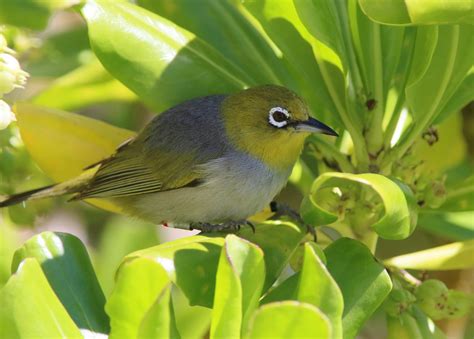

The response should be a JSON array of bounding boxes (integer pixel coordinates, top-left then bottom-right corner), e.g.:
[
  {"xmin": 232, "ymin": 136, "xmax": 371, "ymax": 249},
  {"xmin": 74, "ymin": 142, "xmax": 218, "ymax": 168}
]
[{"xmin": 0, "ymin": 171, "xmax": 93, "ymax": 208}]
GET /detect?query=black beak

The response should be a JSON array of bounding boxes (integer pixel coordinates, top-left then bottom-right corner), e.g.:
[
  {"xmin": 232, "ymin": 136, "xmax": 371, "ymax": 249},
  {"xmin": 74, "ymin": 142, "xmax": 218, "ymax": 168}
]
[{"xmin": 295, "ymin": 117, "xmax": 338, "ymax": 136}]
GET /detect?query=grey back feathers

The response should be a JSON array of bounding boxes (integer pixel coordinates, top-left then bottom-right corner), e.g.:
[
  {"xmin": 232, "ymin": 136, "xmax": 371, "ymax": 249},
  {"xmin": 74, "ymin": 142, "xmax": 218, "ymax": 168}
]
[{"xmin": 75, "ymin": 95, "xmax": 230, "ymax": 199}]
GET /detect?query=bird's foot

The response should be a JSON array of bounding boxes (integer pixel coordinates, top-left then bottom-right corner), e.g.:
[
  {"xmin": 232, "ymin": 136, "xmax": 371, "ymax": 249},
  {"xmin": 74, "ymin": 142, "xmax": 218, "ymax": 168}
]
[
  {"xmin": 269, "ymin": 201, "xmax": 316, "ymax": 241},
  {"xmin": 190, "ymin": 220, "xmax": 255, "ymax": 233}
]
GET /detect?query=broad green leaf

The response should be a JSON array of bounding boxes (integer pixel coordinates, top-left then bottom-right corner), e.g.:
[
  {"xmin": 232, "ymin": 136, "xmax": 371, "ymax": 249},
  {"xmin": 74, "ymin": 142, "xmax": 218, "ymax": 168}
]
[
  {"xmin": 106, "ymin": 257, "xmax": 172, "ymax": 339},
  {"xmin": 0, "ymin": 258, "xmax": 81, "ymax": 338},
  {"xmin": 11, "ymin": 232, "xmax": 109, "ymax": 334},
  {"xmin": 261, "ymin": 273, "xmax": 299, "ymax": 304},
  {"xmin": 301, "ymin": 172, "xmax": 417, "ymax": 240},
  {"xmin": 0, "ymin": 0, "xmax": 74, "ymax": 30},
  {"xmin": 241, "ymin": 0, "xmax": 342, "ymax": 128},
  {"xmin": 125, "ymin": 235, "xmax": 225, "ymax": 308},
  {"xmin": 297, "ymin": 243, "xmax": 343, "ymax": 338},
  {"xmin": 138, "ymin": 0, "xmax": 290, "ymax": 86},
  {"xmin": 95, "ymin": 216, "xmax": 160, "ymax": 296},
  {"xmin": 325, "ymin": 238, "xmax": 392, "ymax": 338},
  {"xmin": 238, "ymin": 221, "xmax": 306, "ymax": 291},
  {"xmin": 33, "ymin": 59, "xmax": 137, "ymax": 111},
  {"xmin": 125, "ymin": 222, "xmax": 304, "ymax": 308},
  {"xmin": 81, "ymin": 0, "xmax": 250, "ymax": 112},
  {"xmin": 384, "ymin": 239, "xmax": 474, "ymax": 270},
  {"xmin": 210, "ymin": 235, "xmax": 265, "ymax": 338},
  {"xmin": 14, "ymin": 103, "xmax": 135, "ymax": 213},
  {"xmin": 436, "ymin": 70, "xmax": 474, "ymax": 123},
  {"xmin": 138, "ymin": 284, "xmax": 180, "ymax": 339},
  {"xmin": 406, "ymin": 25, "xmax": 469, "ymax": 124},
  {"xmin": 418, "ymin": 212, "xmax": 474, "ymax": 241},
  {"xmin": 359, "ymin": 0, "xmax": 474, "ymax": 25},
  {"xmin": 439, "ymin": 175, "xmax": 474, "ymax": 212},
  {"xmin": 245, "ymin": 301, "xmax": 331, "ymax": 339}
]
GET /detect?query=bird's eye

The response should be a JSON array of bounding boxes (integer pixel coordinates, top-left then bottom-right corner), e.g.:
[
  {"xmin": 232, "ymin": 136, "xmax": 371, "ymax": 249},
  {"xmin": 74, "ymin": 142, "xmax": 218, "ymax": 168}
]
[{"xmin": 269, "ymin": 107, "xmax": 290, "ymax": 128}]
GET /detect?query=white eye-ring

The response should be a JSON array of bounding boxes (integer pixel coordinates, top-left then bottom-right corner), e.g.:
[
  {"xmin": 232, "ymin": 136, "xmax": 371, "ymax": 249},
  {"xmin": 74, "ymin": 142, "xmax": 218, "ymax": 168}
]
[{"xmin": 269, "ymin": 106, "xmax": 290, "ymax": 128}]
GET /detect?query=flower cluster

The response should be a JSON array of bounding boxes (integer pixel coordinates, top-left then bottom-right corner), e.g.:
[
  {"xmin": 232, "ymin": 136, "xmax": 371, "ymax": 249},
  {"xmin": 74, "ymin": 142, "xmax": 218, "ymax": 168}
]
[{"xmin": 0, "ymin": 32, "xmax": 28, "ymax": 130}]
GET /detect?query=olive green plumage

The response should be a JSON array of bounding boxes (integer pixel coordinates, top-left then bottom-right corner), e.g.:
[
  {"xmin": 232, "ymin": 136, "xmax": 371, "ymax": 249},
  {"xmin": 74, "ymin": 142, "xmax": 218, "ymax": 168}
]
[{"xmin": 0, "ymin": 85, "xmax": 337, "ymax": 230}]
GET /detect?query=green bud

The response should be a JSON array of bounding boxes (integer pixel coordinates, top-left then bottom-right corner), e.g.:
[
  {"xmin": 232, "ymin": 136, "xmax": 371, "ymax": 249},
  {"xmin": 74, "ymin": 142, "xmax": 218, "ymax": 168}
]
[
  {"xmin": 0, "ymin": 100, "xmax": 15, "ymax": 130},
  {"xmin": 424, "ymin": 180, "xmax": 446, "ymax": 209},
  {"xmin": 0, "ymin": 53, "xmax": 28, "ymax": 94},
  {"xmin": 415, "ymin": 279, "xmax": 449, "ymax": 320}
]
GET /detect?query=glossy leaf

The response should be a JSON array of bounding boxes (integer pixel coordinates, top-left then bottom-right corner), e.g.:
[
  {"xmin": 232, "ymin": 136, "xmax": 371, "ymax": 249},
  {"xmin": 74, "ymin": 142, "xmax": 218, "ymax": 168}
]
[
  {"xmin": 210, "ymin": 235, "xmax": 265, "ymax": 338},
  {"xmin": 33, "ymin": 59, "xmax": 137, "ymax": 111},
  {"xmin": 81, "ymin": 0, "xmax": 250, "ymax": 112},
  {"xmin": 11, "ymin": 232, "xmax": 109, "ymax": 334},
  {"xmin": 138, "ymin": 284, "xmax": 180, "ymax": 339},
  {"xmin": 106, "ymin": 257, "xmax": 172, "ymax": 338},
  {"xmin": 301, "ymin": 172, "xmax": 417, "ymax": 240},
  {"xmin": 297, "ymin": 243, "xmax": 343, "ymax": 338},
  {"xmin": 0, "ymin": 258, "xmax": 81, "ymax": 338},
  {"xmin": 325, "ymin": 238, "xmax": 392, "ymax": 338},
  {"xmin": 359, "ymin": 0, "xmax": 474, "ymax": 25},
  {"xmin": 14, "ymin": 102, "xmax": 135, "ymax": 213},
  {"xmin": 245, "ymin": 301, "xmax": 331, "ymax": 339},
  {"xmin": 436, "ymin": 71, "xmax": 474, "ymax": 123},
  {"xmin": 384, "ymin": 239, "xmax": 474, "ymax": 270},
  {"xmin": 125, "ymin": 222, "xmax": 304, "ymax": 308},
  {"xmin": 138, "ymin": 0, "xmax": 290, "ymax": 86}
]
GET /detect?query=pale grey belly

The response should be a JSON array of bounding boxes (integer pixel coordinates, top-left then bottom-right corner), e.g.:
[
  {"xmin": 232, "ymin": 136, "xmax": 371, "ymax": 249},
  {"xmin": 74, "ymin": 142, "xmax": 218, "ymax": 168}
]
[{"xmin": 119, "ymin": 153, "xmax": 292, "ymax": 227}]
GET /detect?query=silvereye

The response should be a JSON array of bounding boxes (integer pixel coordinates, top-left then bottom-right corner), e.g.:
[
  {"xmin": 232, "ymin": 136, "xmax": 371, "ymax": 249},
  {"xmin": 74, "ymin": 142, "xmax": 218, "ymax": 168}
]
[{"xmin": 0, "ymin": 85, "xmax": 337, "ymax": 232}]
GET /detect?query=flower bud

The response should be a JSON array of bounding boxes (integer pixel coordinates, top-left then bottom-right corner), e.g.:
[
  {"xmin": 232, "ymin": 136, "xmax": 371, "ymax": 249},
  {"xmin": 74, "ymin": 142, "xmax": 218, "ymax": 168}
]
[
  {"xmin": 415, "ymin": 279, "xmax": 449, "ymax": 320},
  {"xmin": 0, "ymin": 100, "xmax": 15, "ymax": 130},
  {"xmin": 0, "ymin": 53, "xmax": 28, "ymax": 95}
]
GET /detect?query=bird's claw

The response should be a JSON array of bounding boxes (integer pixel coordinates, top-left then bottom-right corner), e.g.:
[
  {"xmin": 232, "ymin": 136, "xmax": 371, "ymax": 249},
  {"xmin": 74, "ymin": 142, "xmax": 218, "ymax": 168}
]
[
  {"xmin": 270, "ymin": 201, "xmax": 317, "ymax": 241},
  {"xmin": 190, "ymin": 220, "xmax": 255, "ymax": 234}
]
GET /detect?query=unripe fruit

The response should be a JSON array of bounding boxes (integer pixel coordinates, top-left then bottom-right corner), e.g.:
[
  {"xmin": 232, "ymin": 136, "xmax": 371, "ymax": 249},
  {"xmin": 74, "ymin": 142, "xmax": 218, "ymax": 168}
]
[
  {"xmin": 384, "ymin": 288, "xmax": 416, "ymax": 316},
  {"xmin": 415, "ymin": 279, "xmax": 449, "ymax": 320},
  {"xmin": 444, "ymin": 290, "xmax": 473, "ymax": 319}
]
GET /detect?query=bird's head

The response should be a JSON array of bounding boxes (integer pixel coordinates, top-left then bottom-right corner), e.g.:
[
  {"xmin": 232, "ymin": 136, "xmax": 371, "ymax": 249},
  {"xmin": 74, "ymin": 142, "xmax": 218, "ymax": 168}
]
[{"xmin": 222, "ymin": 85, "xmax": 338, "ymax": 170}]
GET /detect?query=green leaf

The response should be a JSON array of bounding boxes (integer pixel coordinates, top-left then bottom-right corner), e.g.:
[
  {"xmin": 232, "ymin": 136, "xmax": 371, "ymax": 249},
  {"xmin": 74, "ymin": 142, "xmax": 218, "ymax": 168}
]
[
  {"xmin": 436, "ymin": 70, "xmax": 474, "ymax": 123},
  {"xmin": 33, "ymin": 59, "xmax": 137, "ymax": 111},
  {"xmin": 239, "ymin": 221, "xmax": 306, "ymax": 291},
  {"xmin": 137, "ymin": 0, "xmax": 290, "ymax": 86},
  {"xmin": 0, "ymin": 258, "xmax": 81, "ymax": 338},
  {"xmin": 138, "ymin": 284, "xmax": 180, "ymax": 339},
  {"xmin": 81, "ymin": 0, "xmax": 250, "ymax": 112},
  {"xmin": 325, "ymin": 238, "xmax": 392, "ymax": 338},
  {"xmin": 11, "ymin": 232, "xmax": 109, "ymax": 334},
  {"xmin": 210, "ymin": 235, "xmax": 265, "ymax": 338},
  {"xmin": 359, "ymin": 0, "xmax": 474, "ymax": 25},
  {"xmin": 125, "ymin": 235, "xmax": 225, "ymax": 308},
  {"xmin": 245, "ymin": 301, "xmax": 331, "ymax": 339},
  {"xmin": 297, "ymin": 243, "xmax": 343, "ymax": 338},
  {"xmin": 301, "ymin": 172, "xmax": 418, "ymax": 240},
  {"xmin": 106, "ymin": 257, "xmax": 172, "ymax": 338},
  {"xmin": 418, "ymin": 212, "xmax": 474, "ymax": 241},
  {"xmin": 0, "ymin": 0, "xmax": 74, "ymax": 30},
  {"xmin": 384, "ymin": 239, "xmax": 474, "ymax": 270}
]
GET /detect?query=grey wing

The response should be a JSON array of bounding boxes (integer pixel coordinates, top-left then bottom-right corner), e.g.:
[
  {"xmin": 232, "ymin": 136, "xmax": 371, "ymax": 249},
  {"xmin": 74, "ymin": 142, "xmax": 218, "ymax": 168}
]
[{"xmin": 75, "ymin": 95, "xmax": 229, "ymax": 199}]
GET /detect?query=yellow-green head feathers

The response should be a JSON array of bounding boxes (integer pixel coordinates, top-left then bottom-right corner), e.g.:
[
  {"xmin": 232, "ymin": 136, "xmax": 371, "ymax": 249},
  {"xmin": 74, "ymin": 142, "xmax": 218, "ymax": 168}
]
[{"xmin": 222, "ymin": 85, "xmax": 337, "ymax": 170}]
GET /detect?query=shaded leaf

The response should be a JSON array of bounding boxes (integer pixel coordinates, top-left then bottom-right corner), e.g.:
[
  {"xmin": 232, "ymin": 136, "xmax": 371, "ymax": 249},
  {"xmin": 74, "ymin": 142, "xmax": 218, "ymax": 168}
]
[
  {"xmin": 81, "ymin": 0, "xmax": 250, "ymax": 112},
  {"xmin": 245, "ymin": 301, "xmax": 331, "ymax": 339},
  {"xmin": 0, "ymin": 258, "xmax": 81, "ymax": 338},
  {"xmin": 33, "ymin": 59, "xmax": 137, "ymax": 111},
  {"xmin": 297, "ymin": 243, "xmax": 343, "ymax": 338},
  {"xmin": 359, "ymin": 0, "xmax": 474, "ymax": 25},
  {"xmin": 11, "ymin": 232, "xmax": 109, "ymax": 334},
  {"xmin": 325, "ymin": 238, "xmax": 392, "ymax": 338},
  {"xmin": 106, "ymin": 257, "xmax": 172, "ymax": 338},
  {"xmin": 210, "ymin": 235, "xmax": 265, "ymax": 338},
  {"xmin": 418, "ymin": 212, "xmax": 474, "ymax": 241},
  {"xmin": 384, "ymin": 239, "xmax": 474, "ymax": 270}
]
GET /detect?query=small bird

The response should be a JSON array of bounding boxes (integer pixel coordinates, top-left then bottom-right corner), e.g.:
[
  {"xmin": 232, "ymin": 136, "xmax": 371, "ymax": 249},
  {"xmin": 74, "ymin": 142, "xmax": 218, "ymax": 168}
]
[{"xmin": 0, "ymin": 85, "xmax": 337, "ymax": 232}]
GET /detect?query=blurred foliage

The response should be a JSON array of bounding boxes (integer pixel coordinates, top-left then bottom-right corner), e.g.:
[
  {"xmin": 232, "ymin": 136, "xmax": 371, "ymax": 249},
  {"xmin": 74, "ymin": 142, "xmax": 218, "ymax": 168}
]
[{"xmin": 0, "ymin": 0, "xmax": 473, "ymax": 338}]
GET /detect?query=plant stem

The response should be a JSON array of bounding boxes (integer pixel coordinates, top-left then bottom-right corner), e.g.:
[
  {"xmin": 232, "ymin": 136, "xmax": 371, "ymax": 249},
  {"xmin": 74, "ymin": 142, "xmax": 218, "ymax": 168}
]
[
  {"xmin": 364, "ymin": 23, "xmax": 385, "ymax": 155},
  {"xmin": 309, "ymin": 135, "xmax": 356, "ymax": 173}
]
